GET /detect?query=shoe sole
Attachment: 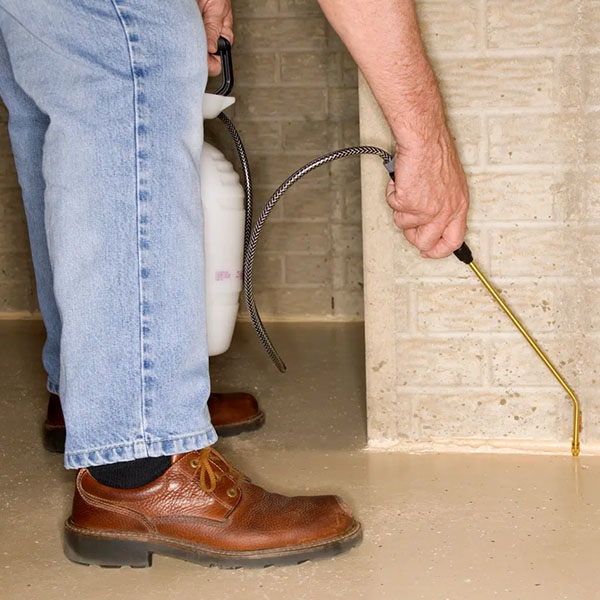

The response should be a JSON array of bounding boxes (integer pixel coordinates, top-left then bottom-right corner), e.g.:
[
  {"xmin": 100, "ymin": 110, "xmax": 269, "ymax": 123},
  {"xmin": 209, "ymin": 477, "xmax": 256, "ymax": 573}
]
[
  {"xmin": 63, "ymin": 519, "xmax": 362, "ymax": 569},
  {"xmin": 213, "ymin": 411, "xmax": 266, "ymax": 438},
  {"xmin": 43, "ymin": 411, "xmax": 266, "ymax": 454}
]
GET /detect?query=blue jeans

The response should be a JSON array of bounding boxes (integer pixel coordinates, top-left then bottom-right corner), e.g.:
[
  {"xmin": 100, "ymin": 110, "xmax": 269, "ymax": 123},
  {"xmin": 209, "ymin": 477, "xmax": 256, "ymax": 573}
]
[{"xmin": 0, "ymin": 0, "xmax": 216, "ymax": 468}]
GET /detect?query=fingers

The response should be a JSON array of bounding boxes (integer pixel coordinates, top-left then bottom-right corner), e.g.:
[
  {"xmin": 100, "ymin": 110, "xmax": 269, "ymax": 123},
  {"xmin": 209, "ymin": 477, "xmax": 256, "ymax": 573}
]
[
  {"xmin": 393, "ymin": 210, "xmax": 431, "ymax": 230},
  {"xmin": 387, "ymin": 176, "xmax": 468, "ymax": 258},
  {"xmin": 204, "ymin": 17, "xmax": 221, "ymax": 54},
  {"xmin": 222, "ymin": 9, "xmax": 234, "ymax": 44},
  {"xmin": 199, "ymin": 1, "xmax": 234, "ymax": 76},
  {"xmin": 207, "ymin": 54, "xmax": 222, "ymax": 77},
  {"xmin": 420, "ymin": 237, "xmax": 459, "ymax": 259},
  {"xmin": 411, "ymin": 221, "xmax": 447, "ymax": 253},
  {"xmin": 387, "ymin": 181, "xmax": 435, "ymax": 229},
  {"xmin": 386, "ymin": 129, "xmax": 469, "ymax": 259},
  {"xmin": 420, "ymin": 217, "xmax": 466, "ymax": 259},
  {"xmin": 403, "ymin": 227, "xmax": 418, "ymax": 246},
  {"xmin": 397, "ymin": 211, "xmax": 466, "ymax": 258}
]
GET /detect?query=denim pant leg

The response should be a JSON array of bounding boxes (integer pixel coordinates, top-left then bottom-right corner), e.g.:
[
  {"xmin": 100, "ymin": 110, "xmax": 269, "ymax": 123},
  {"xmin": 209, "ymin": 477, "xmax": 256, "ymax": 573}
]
[
  {"xmin": 0, "ymin": 33, "xmax": 61, "ymax": 394},
  {"xmin": 0, "ymin": 0, "xmax": 215, "ymax": 468}
]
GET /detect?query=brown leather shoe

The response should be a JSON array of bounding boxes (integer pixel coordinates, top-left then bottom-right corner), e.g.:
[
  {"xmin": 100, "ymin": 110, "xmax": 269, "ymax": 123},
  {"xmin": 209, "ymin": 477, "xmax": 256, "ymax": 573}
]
[
  {"xmin": 64, "ymin": 447, "xmax": 362, "ymax": 568},
  {"xmin": 43, "ymin": 392, "xmax": 265, "ymax": 453},
  {"xmin": 207, "ymin": 392, "xmax": 265, "ymax": 437}
]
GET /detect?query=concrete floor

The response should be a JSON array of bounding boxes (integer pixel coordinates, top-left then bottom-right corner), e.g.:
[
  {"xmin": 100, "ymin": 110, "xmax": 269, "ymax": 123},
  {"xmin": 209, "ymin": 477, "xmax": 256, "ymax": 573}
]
[{"xmin": 1, "ymin": 320, "xmax": 600, "ymax": 599}]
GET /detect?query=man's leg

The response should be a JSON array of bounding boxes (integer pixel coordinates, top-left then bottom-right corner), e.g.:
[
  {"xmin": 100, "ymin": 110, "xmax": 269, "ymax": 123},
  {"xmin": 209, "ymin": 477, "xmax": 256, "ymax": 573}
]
[
  {"xmin": 0, "ymin": 0, "xmax": 265, "ymax": 462},
  {"xmin": 0, "ymin": 0, "xmax": 361, "ymax": 567},
  {"xmin": 0, "ymin": 0, "xmax": 215, "ymax": 467},
  {"xmin": 0, "ymin": 31, "xmax": 60, "ymax": 395}
]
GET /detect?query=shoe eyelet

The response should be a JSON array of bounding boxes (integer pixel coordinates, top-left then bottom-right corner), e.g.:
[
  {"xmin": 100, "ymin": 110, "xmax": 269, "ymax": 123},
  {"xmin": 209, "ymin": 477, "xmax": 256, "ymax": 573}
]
[
  {"xmin": 190, "ymin": 458, "xmax": 199, "ymax": 469},
  {"xmin": 226, "ymin": 487, "xmax": 238, "ymax": 498}
]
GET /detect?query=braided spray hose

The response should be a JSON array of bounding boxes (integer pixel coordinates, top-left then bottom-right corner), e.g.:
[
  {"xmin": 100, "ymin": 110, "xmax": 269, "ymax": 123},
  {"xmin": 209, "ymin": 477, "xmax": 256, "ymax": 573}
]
[
  {"xmin": 218, "ymin": 118, "xmax": 392, "ymax": 371},
  {"xmin": 216, "ymin": 112, "xmax": 253, "ymax": 253},
  {"xmin": 242, "ymin": 146, "xmax": 394, "ymax": 372}
]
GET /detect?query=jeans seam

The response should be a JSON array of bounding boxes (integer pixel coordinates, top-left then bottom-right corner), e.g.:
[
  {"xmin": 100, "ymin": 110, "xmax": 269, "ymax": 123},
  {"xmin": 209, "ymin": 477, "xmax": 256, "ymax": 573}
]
[
  {"xmin": 109, "ymin": 0, "xmax": 148, "ymax": 453},
  {"xmin": 65, "ymin": 425, "xmax": 216, "ymax": 456},
  {"xmin": 64, "ymin": 427, "xmax": 218, "ymax": 469}
]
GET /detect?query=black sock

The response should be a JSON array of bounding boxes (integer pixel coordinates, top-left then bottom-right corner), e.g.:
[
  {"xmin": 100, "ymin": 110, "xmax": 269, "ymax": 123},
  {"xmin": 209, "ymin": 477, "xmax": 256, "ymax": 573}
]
[{"xmin": 89, "ymin": 456, "xmax": 172, "ymax": 489}]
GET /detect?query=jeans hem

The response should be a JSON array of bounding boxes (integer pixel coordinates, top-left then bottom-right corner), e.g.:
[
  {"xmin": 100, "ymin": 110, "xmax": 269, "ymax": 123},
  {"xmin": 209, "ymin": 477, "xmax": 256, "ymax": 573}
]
[{"xmin": 63, "ymin": 426, "xmax": 218, "ymax": 469}]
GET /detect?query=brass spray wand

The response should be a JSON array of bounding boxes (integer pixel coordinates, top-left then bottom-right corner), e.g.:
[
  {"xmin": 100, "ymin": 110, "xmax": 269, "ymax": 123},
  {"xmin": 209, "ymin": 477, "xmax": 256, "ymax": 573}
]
[
  {"xmin": 383, "ymin": 159, "xmax": 581, "ymax": 456},
  {"xmin": 453, "ymin": 243, "xmax": 582, "ymax": 456}
]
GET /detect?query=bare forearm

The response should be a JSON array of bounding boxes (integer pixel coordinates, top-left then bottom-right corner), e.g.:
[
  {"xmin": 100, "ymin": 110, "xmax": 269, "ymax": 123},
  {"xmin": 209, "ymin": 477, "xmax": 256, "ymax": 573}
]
[
  {"xmin": 318, "ymin": 0, "xmax": 469, "ymax": 259},
  {"xmin": 317, "ymin": 0, "xmax": 444, "ymax": 148}
]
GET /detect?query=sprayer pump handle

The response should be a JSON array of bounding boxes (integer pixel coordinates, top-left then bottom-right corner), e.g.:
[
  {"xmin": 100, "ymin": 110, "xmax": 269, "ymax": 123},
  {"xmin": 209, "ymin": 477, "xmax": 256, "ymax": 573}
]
[
  {"xmin": 383, "ymin": 156, "xmax": 473, "ymax": 264},
  {"xmin": 213, "ymin": 36, "xmax": 234, "ymax": 96}
]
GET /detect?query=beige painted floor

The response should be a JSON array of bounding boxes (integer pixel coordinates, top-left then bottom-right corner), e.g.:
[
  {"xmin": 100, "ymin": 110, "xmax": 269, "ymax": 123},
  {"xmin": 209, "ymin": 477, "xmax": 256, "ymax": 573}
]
[{"xmin": 1, "ymin": 320, "xmax": 600, "ymax": 600}]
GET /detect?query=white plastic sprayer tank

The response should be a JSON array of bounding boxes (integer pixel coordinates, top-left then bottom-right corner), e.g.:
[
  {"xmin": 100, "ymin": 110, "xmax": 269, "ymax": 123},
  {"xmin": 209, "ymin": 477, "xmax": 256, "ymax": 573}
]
[{"xmin": 201, "ymin": 93, "xmax": 245, "ymax": 356}]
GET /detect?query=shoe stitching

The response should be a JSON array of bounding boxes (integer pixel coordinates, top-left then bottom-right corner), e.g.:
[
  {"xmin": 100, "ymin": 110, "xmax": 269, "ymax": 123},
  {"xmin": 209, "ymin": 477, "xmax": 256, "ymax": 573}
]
[{"xmin": 77, "ymin": 471, "xmax": 158, "ymax": 534}]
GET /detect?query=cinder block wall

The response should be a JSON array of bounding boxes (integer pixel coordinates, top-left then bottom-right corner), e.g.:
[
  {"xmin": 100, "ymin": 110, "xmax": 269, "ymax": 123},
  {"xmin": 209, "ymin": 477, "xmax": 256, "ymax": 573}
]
[
  {"xmin": 0, "ymin": 0, "xmax": 363, "ymax": 319},
  {"xmin": 0, "ymin": 103, "xmax": 36, "ymax": 313},
  {"xmin": 362, "ymin": 0, "xmax": 600, "ymax": 451},
  {"xmin": 210, "ymin": 0, "xmax": 363, "ymax": 320}
]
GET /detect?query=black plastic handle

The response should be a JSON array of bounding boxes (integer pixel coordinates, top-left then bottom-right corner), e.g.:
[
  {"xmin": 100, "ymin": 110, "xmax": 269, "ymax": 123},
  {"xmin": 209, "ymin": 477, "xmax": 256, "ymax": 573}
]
[
  {"xmin": 212, "ymin": 36, "xmax": 234, "ymax": 96},
  {"xmin": 383, "ymin": 156, "xmax": 472, "ymax": 264},
  {"xmin": 453, "ymin": 242, "xmax": 472, "ymax": 264}
]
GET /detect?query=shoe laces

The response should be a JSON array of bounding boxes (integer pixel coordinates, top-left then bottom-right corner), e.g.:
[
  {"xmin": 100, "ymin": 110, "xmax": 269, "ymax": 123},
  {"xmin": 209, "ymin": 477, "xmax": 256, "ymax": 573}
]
[{"xmin": 191, "ymin": 447, "xmax": 242, "ymax": 494}]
